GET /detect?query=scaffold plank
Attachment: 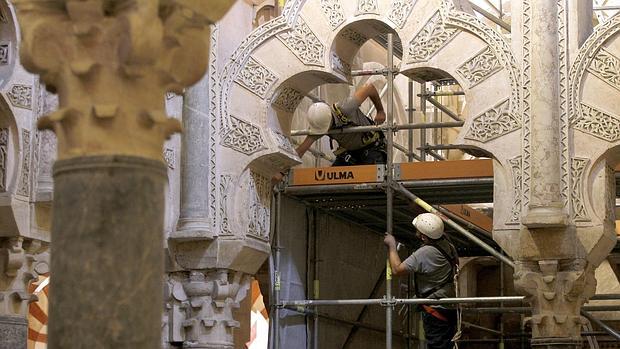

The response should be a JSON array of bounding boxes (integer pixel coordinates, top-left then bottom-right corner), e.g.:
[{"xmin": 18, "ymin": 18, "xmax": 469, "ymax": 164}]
[
  {"xmin": 394, "ymin": 159, "xmax": 493, "ymax": 180},
  {"xmin": 289, "ymin": 165, "xmax": 385, "ymax": 186}
]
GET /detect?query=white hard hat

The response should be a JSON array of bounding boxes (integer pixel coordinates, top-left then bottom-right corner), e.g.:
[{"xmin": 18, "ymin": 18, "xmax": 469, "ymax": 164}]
[
  {"xmin": 412, "ymin": 213, "xmax": 444, "ymax": 239},
  {"xmin": 308, "ymin": 102, "xmax": 332, "ymax": 134}
]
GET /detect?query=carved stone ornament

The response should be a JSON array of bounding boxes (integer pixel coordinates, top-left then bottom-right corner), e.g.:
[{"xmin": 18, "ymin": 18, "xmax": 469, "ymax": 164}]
[
  {"xmin": 388, "ymin": 0, "xmax": 417, "ymax": 28},
  {"xmin": 12, "ymin": 0, "xmax": 235, "ymax": 161},
  {"xmin": 573, "ymin": 103, "xmax": 620, "ymax": 142},
  {"xmin": 407, "ymin": 12, "xmax": 459, "ymax": 63},
  {"xmin": 320, "ymin": 0, "xmax": 345, "ymax": 30},
  {"xmin": 17, "ymin": 129, "xmax": 30, "ymax": 196},
  {"xmin": 357, "ymin": 0, "xmax": 379, "ymax": 14},
  {"xmin": 277, "ymin": 17, "xmax": 325, "ymax": 66},
  {"xmin": 163, "ymin": 148, "xmax": 175, "ymax": 170},
  {"xmin": 248, "ymin": 172, "xmax": 270, "ymax": 240},
  {"xmin": 0, "ymin": 237, "xmax": 40, "ymax": 318},
  {"xmin": 456, "ymin": 46, "xmax": 502, "ymax": 88},
  {"xmin": 339, "ymin": 28, "xmax": 368, "ymax": 46},
  {"xmin": 269, "ymin": 129, "xmax": 297, "ymax": 155},
  {"xmin": 570, "ymin": 158, "xmax": 589, "ymax": 221},
  {"xmin": 272, "ymin": 87, "xmax": 304, "ymax": 113},
  {"xmin": 0, "ymin": 42, "xmax": 9, "ymax": 65},
  {"xmin": 221, "ymin": 116, "xmax": 266, "ymax": 155},
  {"xmin": 507, "ymin": 156, "xmax": 522, "ymax": 225},
  {"xmin": 0, "ymin": 128, "xmax": 7, "ymax": 192},
  {"xmin": 465, "ymin": 99, "xmax": 520, "ymax": 143},
  {"xmin": 220, "ymin": 175, "xmax": 233, "ymax": 235},
  {"xmin": 587, "ymin": 47, "xmax": 620, "ymax": 93},
  {"xmin": 6, "ymin": 84, "xmax": 32, "ymax": 110},
  {"xmin": 235, "ymin": 57, "xmax": 278, "ymax": 98},
  {"xmin": 331, "ymin": 52, "xmax": 351, "ymax": 77}
]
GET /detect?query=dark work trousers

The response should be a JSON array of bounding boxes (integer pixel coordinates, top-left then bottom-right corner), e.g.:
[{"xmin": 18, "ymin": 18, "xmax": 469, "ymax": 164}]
[
  {"xmin": 422, "ymin": 308, "xmax": 457, "ymax": 349},
  {"xmin": 332, "ymin": 146, "xmax": 387, "ymax": 166}
]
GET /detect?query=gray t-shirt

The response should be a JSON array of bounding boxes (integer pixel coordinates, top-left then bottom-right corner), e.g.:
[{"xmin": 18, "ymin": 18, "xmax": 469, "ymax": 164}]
[
  {"xmin": 403, "ymin": 240, "xmax": 457, "ymax": 299},
  {"xmin": 330, "ymin": 97, "xmax": 379, "ymax": 151}
]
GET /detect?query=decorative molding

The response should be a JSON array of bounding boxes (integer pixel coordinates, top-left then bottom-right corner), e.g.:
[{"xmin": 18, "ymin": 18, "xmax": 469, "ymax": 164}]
[
  {"xmin": 320, "ymin": 0, "xmax": 345, "ymax": 29},
  {"xmin": 165, "ymin": 92, "xmax": 176, "ymax": 100},
  {"xmin": 17, "ymin": 129, "xmax": 30, "ymax": 196},
  {"xmin": 339, "ymin": 28, "xmax": 368, "ymax": 46},
  {"xmin": 331, "ymin": 52, "xmax": 351, "ymax": 76},
  {"xmin": 573, "ymin": 103, "xmax": 620, "ymax": 142},
  {"xmin": 272, "ymin": 87, "xmax": 304, "ymax": 113},
  {"xmin": 570, "ymin": 158, "xmax": 589, "ymax": 221},
  {"xmin": 220, "ymin": 175, "xmax": 233, "ymax": 235},
  {"xmin": 357, "ymin": 0, "xmax": 379, "ymax": 14},
  {"xmin": 248, "ymin": 171, "xmax": 270, "ymax": 240},
  {"xmin": 236, "ymin": 57, "xmax": 278, "ymax": 98},
  {"xmin": 465, "ymin": 99, "xmax": 520, "ymax": 143},
  {"xmin": 277, "ymin": 17, "xmax": 325, "ymax": 66},
  {"xmin": 0, "ymin": 128, "xmax": 7, "ymax": 192},
  {"xmin": 521, "ymin": 0, "xmax": 532, "ymax": 208},
  {"xmin": 388, "ymin": 0, "xmax": 417, "ymax": 28},
  {"xmin": 163, "ymin": 148, "xmax": 175, "ymax": 169},
  {"xmin": 270, "ymin": 129, "xmax": 297, "ymax": 155},
  {"xmin": 507, "ymin": 156, "xmax": 522, "ymax": 225},
  {"xmin": 587, "ymin": 47, "xmax": 620, "ymax": 93},
  {"xmin": 209, "ymin": 24, "xmax": 219, "ymax": 230},
  {"xmin": 0, "ymin": 43, "xmax": 9, "ymax": 65},
  {"xmin": 221, "ymin": 116, "xmax": 266, "ymax": 155},
  {"xmin": 407, "ymin": 12, "xmax": 459, "ymax": 63},
  {"xmin": 456, "ymin": 46, "xmax": 502, "ymax": 88},
  {"xmin": 558, "ymin": 0, "xmax": 570, "ymax": 208},
  {"xmin": 7, "ymin": 84, "xmax": 33, "ymax": 110}
]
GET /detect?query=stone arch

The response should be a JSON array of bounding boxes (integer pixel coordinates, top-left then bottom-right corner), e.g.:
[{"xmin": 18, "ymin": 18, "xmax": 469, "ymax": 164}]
[
  {"xmin": 0, "ymin": 94, "xmax": 19, "ymax": 196},
  {"xmin": 218, "ymin": 0, "xmax": 523, "ymax": 238},
  {"xmin": 0, "ymin": 0, "xmax": 18, "ymax": 91}
]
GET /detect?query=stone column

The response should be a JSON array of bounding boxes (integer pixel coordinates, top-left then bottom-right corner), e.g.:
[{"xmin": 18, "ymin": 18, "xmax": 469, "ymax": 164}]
[
  {"xmin": 523, "ymin": 0, "xmax": 567, "ymax": 227},
  {"xmin": 12, "ymin": 1, "xmax": 235, "ymax": 348},
  {"xmin": 173, "ymin": 74, "xmax": 213, "ymax": 239}
]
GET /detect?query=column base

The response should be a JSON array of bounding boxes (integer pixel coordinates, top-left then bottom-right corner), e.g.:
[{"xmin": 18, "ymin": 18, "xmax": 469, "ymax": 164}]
[
  {"xmin": 172, "ymin": 218, "xmax": 215, "ymax": 241},
  {"xmin": 0, "ymin": 315, "xmax": 27, "ymax": 349},
  {"xmin": 531, "ymin": 337, "xmax": 582, "ymax": 349},
  {"xmin": 523, "ymin": 205, "xmax": 568, "ymax": 228}
]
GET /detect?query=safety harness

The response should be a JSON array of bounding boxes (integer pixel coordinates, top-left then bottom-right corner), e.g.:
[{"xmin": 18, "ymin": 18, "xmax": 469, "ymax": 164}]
[{"xmin": 330, "ymin": 103, "xmax": 384, "ymax": 156}]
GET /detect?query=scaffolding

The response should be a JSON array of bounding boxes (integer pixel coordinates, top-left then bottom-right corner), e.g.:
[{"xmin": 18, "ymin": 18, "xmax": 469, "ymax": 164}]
[{"xmin": 268, "ymin": 33, "xmax": 620, "ymax": 349}]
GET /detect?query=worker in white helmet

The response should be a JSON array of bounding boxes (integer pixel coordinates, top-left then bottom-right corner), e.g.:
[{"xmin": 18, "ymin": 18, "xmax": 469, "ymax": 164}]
[
  {"xmin": 384, "ymin": 213, "xmax": 459, "ymax": 349},
  {"xmin": 296, "ymin": 82, "xmax": 387, "ymax": 165}
]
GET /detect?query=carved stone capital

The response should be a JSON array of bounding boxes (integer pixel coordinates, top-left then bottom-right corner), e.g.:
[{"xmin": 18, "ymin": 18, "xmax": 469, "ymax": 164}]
[
  {"xmin": 514, "ymin": 259, "xmax": 595, "ymax": 340},
  {"xmin": 180, "ymin": 269, "xmax": 251, "ymax": 348},
  {"xmin": 13, "ymin": 0, "xmax": 235, "ymax": 161}
]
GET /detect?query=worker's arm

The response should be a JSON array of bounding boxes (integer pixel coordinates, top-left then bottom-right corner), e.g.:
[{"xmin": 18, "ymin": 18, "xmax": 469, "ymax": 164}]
[
  {"xmin": 353, "ymin": 83, "xmax": 386, "ymax": 124},
  {"xmin": 383, "ymin": 234, "xmax": 409, "ymax": 276}
]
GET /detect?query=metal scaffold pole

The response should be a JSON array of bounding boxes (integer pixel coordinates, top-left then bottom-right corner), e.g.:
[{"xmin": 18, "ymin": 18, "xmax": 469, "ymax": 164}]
[{"xmin": 385, "ymin": 32, "xmax": 395, "ymax": 349}]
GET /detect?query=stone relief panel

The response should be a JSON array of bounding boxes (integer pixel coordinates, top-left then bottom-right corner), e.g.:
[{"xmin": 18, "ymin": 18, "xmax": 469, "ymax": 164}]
[
  {"xmin": 163, "ymin": 148, "xmax": 175, "ymax": 170},
  {"xmin": 16, "ymin": 129, "xmax": 30, "ymax": 197},
  {"xmin": 220, "ymin": 175, "xmax": 233, "ymax": 236},
  {"xmin": 331, "ymin": 51, "xmax": 351, "ymax": 76},
  {"xmin": 0, "ymin": 128, "xmax": 7, "ymax": 192},
  {"xmin": 388, "ymin": 0, "xmax": 417, "ymax": 28},
  {"xmin": 0, "ymin": 43, "xmax": 9, "ymax": 65},
  {"xmin": 587, "ymin": 47, "xmax": 620, "ymax": 92},
  {"xmin": 407, "ymin": 12, "xmax": 459, "ymax": 63},
  {"xmin": 221, "ymin": 116, "xmax": 266, "ymax": 155},
  {"xmin": 339, "ymin": 28, "xmax": 368, "ymax": 46},
  {"xmin": 465, "ymin": 99, "xmax": 520, "ymax": 143},
  {"xmin": 247, "ymin": 171, "xmax": 270, "ymax": 240},
  {"xmin": 456, "ymin": 46, "xmax": 502, "ymax": 88},
  {"xmin": 272, "ymin": 87, "xmax": 304, "ymax": 113},
  {"xmin": 277, "ymin": 17, "xmax": 325, "ymax": 67},
  {"xmin": 507, "ymin": 156, "xmax": 522, "ymax": 225},
  {"xmin": 7, "ymin": 85, "xmax": 33, "ymax": 110},
  {"xmin": 269, "ymin": 129, "xmax": 297, "ymax": 156},
  {"xmin": 320, "ymin": 0, "xmax": 345, "ymax": 30},
  {"xmin": 574, "ymin": 103, "xmax": 620, "ymax": 142},
  {"xmin": 235, "ymin": 57, "xmax": 278, "ymax": 99},
  {"xmin": 357, "ymin": 0, "xmax": 379, "ymax": 14},
  {"xmin": 570, "ymin": 158, "xmax": 590, "ymax": 221}
]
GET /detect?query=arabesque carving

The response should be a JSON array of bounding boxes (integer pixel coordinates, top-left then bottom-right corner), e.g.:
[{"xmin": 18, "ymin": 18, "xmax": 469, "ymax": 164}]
[
  {"xmin": 574, "ymin": 103, "xmax": 620, "ymax": 142},
  {"xmin": 163, "ymin": 148, "xmax": 175, "ymax": 170},
  {"xmin": 456, "ymin": 46, "xmax": 502, "ymax": 88},
  {"xmin": 357, "ymin": 0, "xmax": 378, "ymax": 14},
  {"xmin": 16, "ymin": 129, "xmax": 29, "ymax": 196},
  {"xmin": 331, "ymin": 52, "xmax": 351, "ymax": 76},
  {"xmin": 273, "ymin": 87, "xmax": 304, "ymax": 113},
  {"xmin": 236, "ymin": 57, "xmax": 278, "ymax": 99},
  {"xmin": 570, "ymin": 158, "xmax": 589, "ymax": 221},
  {"xmin": 407, "ymin": 12, "xmax": 459, "ymax": 63},
  {"xmin": 220, "ymin": 175, "xmax": 233, "ymax": 236},
  {"xmin": 587, "ymin": 47, "xmax": 620, "ymax": 93},
  {"xmin": 465, "ymin": 99, "xmax": 519, "ymax": 143},
  {"xmin": 339, "ymin": 28, "xmax": 368, "ymax": 46},
  {"xmin": 0, "ymin": 43, "xmax": 9, "ymax": 65},
  {"xmin": 507, "ymin": 156, "xmax": 522, "ymax": 224},
  {"xmin": 388, "ymin": 0, "xmax": 417, "ymax": 28},
  {"xmin": 0, "ymin": 128, "xmax": 7, "ymax": 192},
  {"xmin": 248, "ymin": 172, "xmax": 270, "ymax": 240},
  {"xmin": 7, "ymin": 85, "xmax": 32, "ymax": 110},
  {"xmin": 277, "ymin": 17, "xmax": 325, "ymax": 66},
  {"xmin": 221, "ymin": 116, "xmax": 266, "ymax": 155},
  {"xmin": 320, "ymin": 0, "xmax": 345, "ymax": 29}
]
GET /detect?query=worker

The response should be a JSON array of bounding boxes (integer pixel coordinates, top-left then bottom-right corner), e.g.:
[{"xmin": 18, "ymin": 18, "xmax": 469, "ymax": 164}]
[
  {"xmin": 296, "ymin": 82, "xmax": 387, "ymax": 165},
  {"xmin": 384, "ymin": 213, "xmax": 459, "ymax": 349}
]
